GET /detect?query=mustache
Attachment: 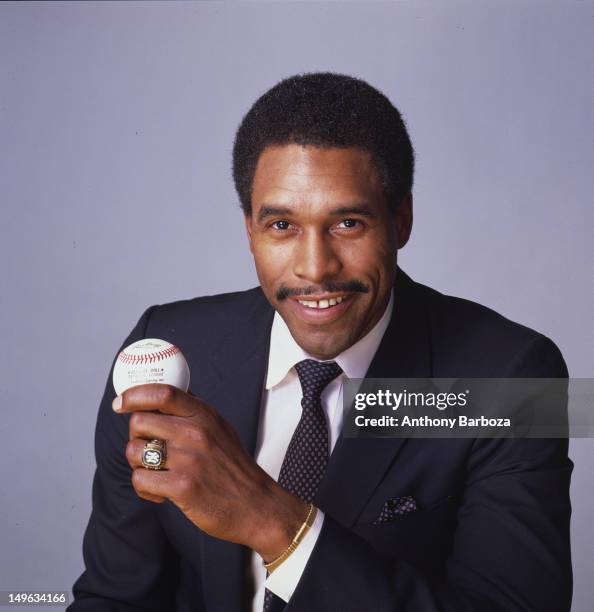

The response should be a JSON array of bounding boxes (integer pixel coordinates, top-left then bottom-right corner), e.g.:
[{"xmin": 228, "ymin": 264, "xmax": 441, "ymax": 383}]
[{"xmin": 276, "ymin": 280, "xmax": 369, "ymax": 301}]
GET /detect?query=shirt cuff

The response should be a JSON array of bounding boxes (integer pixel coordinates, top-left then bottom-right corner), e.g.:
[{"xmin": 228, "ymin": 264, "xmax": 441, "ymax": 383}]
[{"xmin": 264, "ymin": 508, "xmax": 325, "ymax": 603}]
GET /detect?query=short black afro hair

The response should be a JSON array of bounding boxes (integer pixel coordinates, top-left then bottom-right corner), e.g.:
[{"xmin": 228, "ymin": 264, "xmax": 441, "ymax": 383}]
[{"xmin": 232, "ymin": 72, "xmax": 414, "ymax": 215}]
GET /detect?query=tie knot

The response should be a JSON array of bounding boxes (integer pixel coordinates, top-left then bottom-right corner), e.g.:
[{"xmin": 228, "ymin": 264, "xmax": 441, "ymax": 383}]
[{"xmin": 294, "ymin": 359, "xmax": 342, "ymax": 401}]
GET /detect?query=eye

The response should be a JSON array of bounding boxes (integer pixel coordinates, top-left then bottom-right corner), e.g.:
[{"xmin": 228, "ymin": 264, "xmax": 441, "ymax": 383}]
[
  {"xmin": 270, "ymin": 220, "xmax": 291, "ymax": 230},
  {"xmin": 336, "ymin": 218, "xmax": 362, "ymax": 229}
]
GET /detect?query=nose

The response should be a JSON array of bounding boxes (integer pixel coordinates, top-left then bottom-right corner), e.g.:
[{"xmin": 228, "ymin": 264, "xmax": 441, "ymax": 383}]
[{"xmin": 292, "ymin": 229, "xmax": 342, "ymax": 284}]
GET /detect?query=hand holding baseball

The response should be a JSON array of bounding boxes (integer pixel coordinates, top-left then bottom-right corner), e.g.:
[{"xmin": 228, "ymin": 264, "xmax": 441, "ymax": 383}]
[{"xmin": 113, "ymin": 384, "xmax": 308, "ymax": 562}]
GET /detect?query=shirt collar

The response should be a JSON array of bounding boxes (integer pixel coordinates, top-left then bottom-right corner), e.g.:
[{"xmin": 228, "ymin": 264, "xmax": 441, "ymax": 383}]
[{"xmin": 265, "ymin": 289, "xmax": 394, "ymax": 390}]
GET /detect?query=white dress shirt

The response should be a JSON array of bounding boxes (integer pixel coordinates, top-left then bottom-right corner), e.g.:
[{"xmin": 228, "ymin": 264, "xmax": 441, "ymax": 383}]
[{"xmin": 250, "ymin": 290, "xmax": 394, "ymax": 611}]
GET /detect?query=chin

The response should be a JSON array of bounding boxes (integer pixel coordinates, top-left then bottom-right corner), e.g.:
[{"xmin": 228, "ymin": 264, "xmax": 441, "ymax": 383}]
[{"xmin": 295, "ymin": 331, "xmax": 353, "ymax": 360}]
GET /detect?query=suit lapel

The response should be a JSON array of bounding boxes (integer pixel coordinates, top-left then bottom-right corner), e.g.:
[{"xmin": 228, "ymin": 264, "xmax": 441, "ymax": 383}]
[
  {"xmin": 315, "ymin": 269, "xmax": 433, "ymax": 527},
  {"xmin": 198, "ymin": 291, "xmax": 274, "ymax": 612}
]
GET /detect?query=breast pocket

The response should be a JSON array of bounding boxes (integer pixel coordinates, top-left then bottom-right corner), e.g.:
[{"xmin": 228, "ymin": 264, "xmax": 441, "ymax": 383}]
[{"xmin": 352, "ymin": 494, "xmax": 458, "ymax": 571}]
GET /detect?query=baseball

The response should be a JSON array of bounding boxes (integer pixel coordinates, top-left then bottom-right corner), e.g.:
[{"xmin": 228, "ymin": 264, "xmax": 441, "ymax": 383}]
[{"xmin": 112, "ymin": 338, "xmax": 190, "ymax": 395}]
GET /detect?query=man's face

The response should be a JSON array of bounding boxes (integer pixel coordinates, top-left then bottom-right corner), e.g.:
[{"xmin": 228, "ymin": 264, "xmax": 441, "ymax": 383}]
[{"xmin": 245, "ymin": 144, "xmax": 412, "ymax": 360}]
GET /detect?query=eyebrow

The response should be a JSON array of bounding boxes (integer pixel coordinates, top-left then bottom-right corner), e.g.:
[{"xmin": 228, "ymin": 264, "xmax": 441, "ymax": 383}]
[{"xmin": 257, "ymin": 204, "xmax": 376, "ymax": 223}]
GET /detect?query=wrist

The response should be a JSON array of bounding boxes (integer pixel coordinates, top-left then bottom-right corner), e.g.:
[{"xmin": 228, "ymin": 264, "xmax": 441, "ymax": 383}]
[
  {"xmin": 263, "ymin": 503, "xmax": 317, "ymax": 573},
  {"xmin": 250, "ymin": 485, "xmax": 309, "ymax": 562}
]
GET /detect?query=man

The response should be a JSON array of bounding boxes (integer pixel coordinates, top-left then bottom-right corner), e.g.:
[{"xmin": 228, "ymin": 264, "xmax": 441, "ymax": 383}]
[{"xmin": 69, "ymin": 73, "xmax": 572, "ymax": 611}]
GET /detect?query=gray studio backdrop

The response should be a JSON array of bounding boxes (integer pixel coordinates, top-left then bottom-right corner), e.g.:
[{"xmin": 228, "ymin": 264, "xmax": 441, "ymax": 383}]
[{"xmin": 1, "ymin": 1, "xmax": 593, "ymax": 610}]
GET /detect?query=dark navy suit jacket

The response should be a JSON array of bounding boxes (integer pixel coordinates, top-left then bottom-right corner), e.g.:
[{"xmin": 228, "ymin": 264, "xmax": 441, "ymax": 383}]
[{"xmin": 69, "ymin": 269, "xmax": 573, "ymax": 611}]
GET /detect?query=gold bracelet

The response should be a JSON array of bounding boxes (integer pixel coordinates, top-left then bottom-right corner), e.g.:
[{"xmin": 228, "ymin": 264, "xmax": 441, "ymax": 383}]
[{"xmin": 263, "ymin": 503, "xmax": 317, "ymax": 573}]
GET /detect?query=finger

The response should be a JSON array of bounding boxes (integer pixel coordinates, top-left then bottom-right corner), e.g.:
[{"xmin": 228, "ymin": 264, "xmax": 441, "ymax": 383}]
[
  {"xmin": 113, "ymin": 383, "xmax": 207, "ymax": 417},
  {"xmin": 131, "ymin": 467, "xmax": 191, "ymax": 504},
  {"xmin": 136, "ymin": 490, "xmax": 166, "ymax": 504},
  {"xmin": 127, "ymin": 411, "xmax": 183, "ymax": 442}
]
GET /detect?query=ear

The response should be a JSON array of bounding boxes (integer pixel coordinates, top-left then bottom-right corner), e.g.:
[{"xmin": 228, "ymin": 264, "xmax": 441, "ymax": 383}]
[
  {"xmin": 394, "ymin": 192, "xmax": 413, "ymax": 249},
  {"xmin": 244, "ymin": 212, "xmax": 254, "ymax": 254}
]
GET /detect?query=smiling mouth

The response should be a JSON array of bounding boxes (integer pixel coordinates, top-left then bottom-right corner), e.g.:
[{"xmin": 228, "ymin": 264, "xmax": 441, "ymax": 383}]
[
  {"xmin": 295, "ymin": 294, "xmax": 350, "ymax": 309},
  {"xmin": 285, "ymin": 293, "xmax": 356, "ymax": 323}
]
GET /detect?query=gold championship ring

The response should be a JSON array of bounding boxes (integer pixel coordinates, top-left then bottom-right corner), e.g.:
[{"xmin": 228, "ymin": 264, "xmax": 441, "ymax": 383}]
[{"xmin": 141, "ymin": 439, "xmax": 167, "ymax": 470}]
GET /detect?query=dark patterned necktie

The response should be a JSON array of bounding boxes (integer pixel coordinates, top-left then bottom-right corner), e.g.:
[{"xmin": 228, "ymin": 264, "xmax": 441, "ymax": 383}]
[{"xmin": 263, "ymin": 359, "xmax": 343, "ymax": 612}]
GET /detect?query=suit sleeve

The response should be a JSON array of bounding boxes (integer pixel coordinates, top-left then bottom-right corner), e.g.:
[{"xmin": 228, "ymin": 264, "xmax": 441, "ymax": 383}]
[
  {"xmin": 68, "ymin": 308, "xmax": 183, "ymax": 611},
  {"xmin": 286, "ymin": 336, "xmax": 573, "ymax": 612}
]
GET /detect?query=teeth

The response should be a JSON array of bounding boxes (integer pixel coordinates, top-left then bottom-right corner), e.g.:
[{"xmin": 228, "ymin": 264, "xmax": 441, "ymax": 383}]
[{"xmin": 298, "ymin": 296, "xmax": 347, "ymax": 309}]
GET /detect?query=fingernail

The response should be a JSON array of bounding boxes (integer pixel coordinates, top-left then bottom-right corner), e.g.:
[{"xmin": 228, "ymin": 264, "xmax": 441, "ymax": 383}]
[{"xmin": 112, "ymin": 395, "xmax": 122, "ymax": 412}]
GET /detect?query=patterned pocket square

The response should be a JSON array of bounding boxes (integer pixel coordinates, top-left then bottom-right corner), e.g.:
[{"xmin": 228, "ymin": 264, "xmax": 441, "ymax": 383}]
[{"xmin": 372, "ymin": 495, "xmax": 418, "ymax": 524}]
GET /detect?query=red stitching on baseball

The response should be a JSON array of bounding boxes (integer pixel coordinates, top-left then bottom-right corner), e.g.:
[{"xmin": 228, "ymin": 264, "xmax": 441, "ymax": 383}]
[{"xmin": 118, "ymin": 343, "xmax": 180, "ymax": 366}]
